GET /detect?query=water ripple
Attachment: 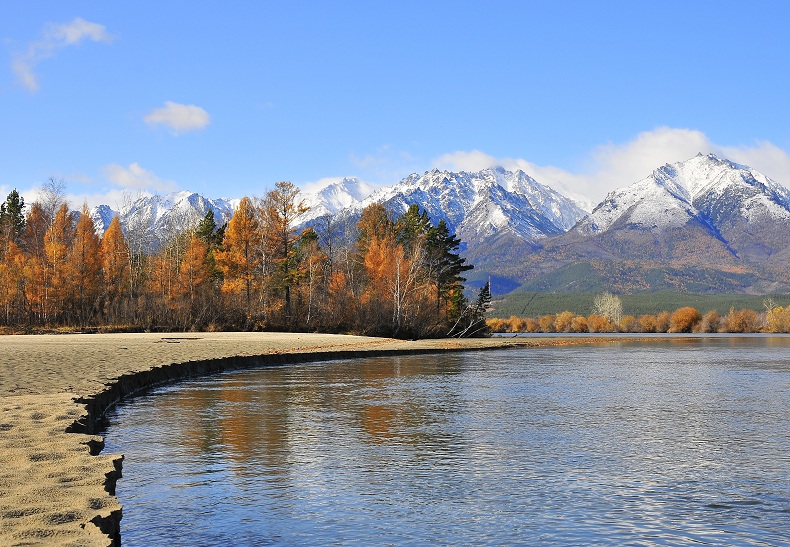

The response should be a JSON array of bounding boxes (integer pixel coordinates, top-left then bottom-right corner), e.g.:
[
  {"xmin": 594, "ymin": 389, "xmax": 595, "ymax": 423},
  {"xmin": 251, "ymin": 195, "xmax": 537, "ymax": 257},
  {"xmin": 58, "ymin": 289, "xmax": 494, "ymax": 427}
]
[{"xmin": 105, "ymin": 338, "xmax": 790, "ymax": 546}]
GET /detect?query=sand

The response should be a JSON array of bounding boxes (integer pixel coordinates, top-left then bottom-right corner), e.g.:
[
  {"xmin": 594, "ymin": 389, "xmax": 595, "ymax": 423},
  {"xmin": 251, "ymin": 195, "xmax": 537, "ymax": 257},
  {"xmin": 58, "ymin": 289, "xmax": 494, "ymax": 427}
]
[{"xmin": 0, "ymin": 332, "xmax": 589, "ymax": 546}]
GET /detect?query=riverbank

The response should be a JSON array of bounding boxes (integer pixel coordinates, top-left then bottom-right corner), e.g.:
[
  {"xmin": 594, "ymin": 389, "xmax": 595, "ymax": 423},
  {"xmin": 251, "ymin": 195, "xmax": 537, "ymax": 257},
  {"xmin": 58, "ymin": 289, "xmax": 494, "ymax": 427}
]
[{"xmin": 0, "ymin": 332, "xmax": 611, "ymax": 546}]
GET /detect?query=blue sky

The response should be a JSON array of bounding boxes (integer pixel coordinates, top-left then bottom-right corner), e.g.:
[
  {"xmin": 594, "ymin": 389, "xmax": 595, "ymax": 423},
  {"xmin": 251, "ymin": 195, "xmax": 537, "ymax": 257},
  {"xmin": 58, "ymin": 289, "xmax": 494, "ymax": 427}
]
[{"xmin": 3, "ymin": 1, "xmax": 790, "ymax": 209}]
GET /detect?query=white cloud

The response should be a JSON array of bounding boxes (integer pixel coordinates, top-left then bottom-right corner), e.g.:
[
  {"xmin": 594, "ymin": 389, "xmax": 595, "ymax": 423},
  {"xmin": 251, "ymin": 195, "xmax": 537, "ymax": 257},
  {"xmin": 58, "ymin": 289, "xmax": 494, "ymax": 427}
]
[
  {"xmin": 12, "ymin": 17, "xmax": 113, "ymax": 92},
  {"xmin": 103, "ymin": 163, "xmax": 178, "ymax": 192},
  {"xmin": 718, "ymin": 141, "xmax": 790, "ymax": 187},
  {"xmin": 50, "ymin": 18, "xmax": 111, "ymax": 45},
  {"xmin": 144, "ymin": 101, "xmax": 211, "ymax": 135},
  {"xmin": 434, "ymin": 127, "xmax": 790, "ymax": 206}
]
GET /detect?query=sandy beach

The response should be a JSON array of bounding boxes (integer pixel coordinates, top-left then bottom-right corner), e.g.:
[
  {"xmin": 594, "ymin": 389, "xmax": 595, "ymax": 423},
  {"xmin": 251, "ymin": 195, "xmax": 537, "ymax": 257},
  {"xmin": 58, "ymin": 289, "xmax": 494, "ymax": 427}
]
[{"xmin": 0, "ymin": 332, "xmax": 591, "ymax": 546}]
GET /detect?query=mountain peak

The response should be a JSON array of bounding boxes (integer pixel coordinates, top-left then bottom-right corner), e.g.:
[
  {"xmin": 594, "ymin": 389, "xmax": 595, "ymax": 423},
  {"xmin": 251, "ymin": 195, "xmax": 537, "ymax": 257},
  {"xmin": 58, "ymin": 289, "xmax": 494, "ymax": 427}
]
[{"xmin": 581, "ymin": 154, "xmax": 790, "ymax": 236}]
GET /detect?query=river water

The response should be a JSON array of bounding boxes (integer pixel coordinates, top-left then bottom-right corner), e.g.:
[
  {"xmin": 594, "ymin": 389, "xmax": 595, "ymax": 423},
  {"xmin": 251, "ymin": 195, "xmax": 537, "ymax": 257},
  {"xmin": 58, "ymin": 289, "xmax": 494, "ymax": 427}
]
[{"xmin": 104, "ymin": 337, "xmax": 790, "ymax": 546}]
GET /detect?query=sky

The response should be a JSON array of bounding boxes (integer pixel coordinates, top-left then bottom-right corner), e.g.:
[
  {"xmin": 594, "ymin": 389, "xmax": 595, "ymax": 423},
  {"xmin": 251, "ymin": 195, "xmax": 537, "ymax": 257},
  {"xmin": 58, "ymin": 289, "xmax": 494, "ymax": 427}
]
[{"xmin": 3, "ymin": 1, "xmax": 790, "ymax": 210}]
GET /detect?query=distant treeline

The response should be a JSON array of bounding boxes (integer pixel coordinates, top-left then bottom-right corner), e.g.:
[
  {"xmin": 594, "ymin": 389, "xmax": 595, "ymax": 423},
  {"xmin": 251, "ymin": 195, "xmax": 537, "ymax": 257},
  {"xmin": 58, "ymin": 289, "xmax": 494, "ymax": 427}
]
[
  {"xmin": 0, "ymin": 181, "xmax": 489, "ymax": 338},
  {"xmin": 488, "ymin": 293, "xmax": 790, "ymax": 334},
  {"xmin": 491, "ymin": 291, "xmax": 790, "ymax": 319}
]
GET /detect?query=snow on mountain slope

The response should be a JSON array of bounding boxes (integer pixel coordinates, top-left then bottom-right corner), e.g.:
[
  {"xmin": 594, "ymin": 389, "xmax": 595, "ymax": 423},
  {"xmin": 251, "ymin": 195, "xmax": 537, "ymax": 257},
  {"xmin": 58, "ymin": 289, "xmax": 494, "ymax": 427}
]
[
  {"xmin": 349, "ymin": 167, "xmax": 588, "ymax": 243},
  {"xmin": 90, "ymin": 191, "xmax": 238, "ymax": 249},
  {"xmin": 578, "ymin": 153, "xmax": 790, "ymax": 235},
  {"xmin": 299, "ymin": 178, "xmax": 376, "ymax": 222}
]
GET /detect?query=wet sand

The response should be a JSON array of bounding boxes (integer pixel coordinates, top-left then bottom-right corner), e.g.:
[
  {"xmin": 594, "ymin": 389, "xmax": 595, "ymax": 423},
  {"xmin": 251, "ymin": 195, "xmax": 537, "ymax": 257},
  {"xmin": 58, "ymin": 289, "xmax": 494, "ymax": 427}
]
[{"xmin": 0, "ymin": 332, "xmax": 594, "ymax": 545}]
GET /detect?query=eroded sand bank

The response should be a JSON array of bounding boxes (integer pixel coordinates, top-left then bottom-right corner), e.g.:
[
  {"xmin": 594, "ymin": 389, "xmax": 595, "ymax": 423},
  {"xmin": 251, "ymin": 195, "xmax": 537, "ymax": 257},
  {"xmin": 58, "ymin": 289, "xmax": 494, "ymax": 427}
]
[{"xmin": 0, "ymin": 332, "xmax": 591, "ymax": 546}]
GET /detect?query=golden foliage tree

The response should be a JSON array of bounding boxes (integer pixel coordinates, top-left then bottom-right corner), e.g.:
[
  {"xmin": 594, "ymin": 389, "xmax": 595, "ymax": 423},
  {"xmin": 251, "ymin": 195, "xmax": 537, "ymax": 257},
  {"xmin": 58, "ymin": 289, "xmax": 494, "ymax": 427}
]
[
  {"xmin": 43, "ymin": 204, "xmax": 75, "ymax": 321},
  {"xmin": 0, "ymin": 241, "xmax": 25, "ymax": 323},
  {"xmin": 175, "ymin": 235, "xmax": 211, "ymax": 327},
  {"xmin": 554, "ymin": 311, "xmax": 575, "ymax": 332},
  {"xmin": 215, "ymin": 197, "xmax": 263, "ymax": 321},
  {"xmin": 720, "ymin": 307, "xmax": 760, "ymax": 333},
  {"xmin": 259, "ymin": 181, "xmax": 309, "ymax": 322},
  {"xmin": 68, "ymin": 204, "xmax": 102, "ymax": 326},
  {"xmin": 669, "ymin": 306, "xmax": 702, "ymax": 333},
  {"xmin": 100, "ymin": 216, "xmax": 130, "ymax": 322},
  {"xmin": 765, "ymin": 305, "xmax": 790, "ymax": 333}
]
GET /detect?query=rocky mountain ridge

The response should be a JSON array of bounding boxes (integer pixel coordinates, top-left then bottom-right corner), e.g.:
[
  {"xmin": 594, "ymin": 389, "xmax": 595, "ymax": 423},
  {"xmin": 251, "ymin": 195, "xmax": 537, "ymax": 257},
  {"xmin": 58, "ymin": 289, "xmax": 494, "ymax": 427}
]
[{"xmin": 88, "ymin": 154, "xmax": 790, "ymax": 293}]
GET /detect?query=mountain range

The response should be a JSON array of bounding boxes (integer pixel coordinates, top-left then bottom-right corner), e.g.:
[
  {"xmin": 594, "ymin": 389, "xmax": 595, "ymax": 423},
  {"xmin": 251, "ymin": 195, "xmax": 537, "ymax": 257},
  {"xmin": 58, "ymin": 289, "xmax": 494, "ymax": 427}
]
[{"xmin": 90, "ymin": 153, "xmax": 790, "ymax": 295}]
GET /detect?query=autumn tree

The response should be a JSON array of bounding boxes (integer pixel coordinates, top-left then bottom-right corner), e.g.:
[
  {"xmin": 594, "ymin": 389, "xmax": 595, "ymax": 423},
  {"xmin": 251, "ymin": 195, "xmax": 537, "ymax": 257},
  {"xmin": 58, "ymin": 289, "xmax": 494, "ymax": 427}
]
[
  {"xmin": 67, "ymin": 204, "xmax": 102, "ymax": 326},
  {"xmin": 100, "ymin": 216, "xmax": 130, "ymax": 323},
  {"xmin": 696, "ymin": 311, "xmax": 720, "ymax": 333},
  {"xmin": 538, "ymin": 314, "xmax": 557, "ymax": 332},
  {"xmin": 655, "ymin": 311, "xmax": 671, "ymax": 333},
  {"xmin": 720, "ymin": 307, "xmax": 760, "ymax": 333},
  {"xmin": 765, "ymin": 303, "xmax": 790, "ymax": 333},
  {"xmin": 292, "ymin": 228, "xmax": 326, "ymax": 326},
  {"xmin": 619, "ymin": 314, "xmax": 637, "ymax": 332},
  {"xmin": 215, "ymin": 197, "xmax": 263, "ymax": 323},
  {"xmin": 587, "ymin": 313, "xmax": 613, "ymax": 333},
  {"xmin": 571, "ymin": 314, "xmax": 589, "ymax": 333},
  {"xmin": 0, "ymin": 241, "xmax": 25, "ymax": 324},
  {"xmin": 259, "ymin": 181, "xmax": 309, "ymax": 322},
  {"xmin": 40, "ymin": 177, "xmax": 67, "ymax": 225},
  {"xmin": 593, "ymin": 292, "xmax": 623, "ymax": 327},
  {"xmin": 175, "ymin": 235, "xmax": 212, "ymax": 328},
  {"xmin": 638, "ymin": 314, "xmax": 658, "ymax": 333},
  {"xmin": 669, "ymin": 306, "xmax": 702, "ymax": 333},
  {"xmin": 554, "ymin": 311, "xmax": 576, "ymax": 332},
  {"xmin": 356, "ymin": 204, "xmax": 395, "ymax": 330},
  {"xmin": 22, "ymin": 203, "xmax": 49, "ymax": 322},
  {"xmin": 43, "ymin": 204, "xmax": 75, "ymax": 321}
]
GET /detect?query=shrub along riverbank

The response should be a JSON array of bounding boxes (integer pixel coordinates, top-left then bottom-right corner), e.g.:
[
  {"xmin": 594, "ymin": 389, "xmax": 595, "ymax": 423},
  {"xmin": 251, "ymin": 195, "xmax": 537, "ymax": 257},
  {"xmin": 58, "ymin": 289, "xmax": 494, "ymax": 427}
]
[
  {"xmin": 488, "ymin": 303, "xmax": 790, "ymax": 334},
  {"xmin": 489, "ymin": 291, "xmax": 790, "ymax": 319}
]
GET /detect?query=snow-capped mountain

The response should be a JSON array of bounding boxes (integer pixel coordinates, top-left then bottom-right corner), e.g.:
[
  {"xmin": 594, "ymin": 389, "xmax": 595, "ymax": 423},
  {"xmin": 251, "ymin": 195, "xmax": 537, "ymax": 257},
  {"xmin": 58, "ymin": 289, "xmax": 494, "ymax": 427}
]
[
  {"xmin": 345, "ymin": 167, "xmax": 588, "ymax": 244},
  {"xmin": 91, "ymin": 191, "xmax": 238, "ymax": 250},
  {"xmin": 578, "ymin": 153, "xmax": 790, "ymax": 235},
  {"xmin": 512, "ymin": 154, "xmax": 790, "ymax": 293},
  {"xmin": 299, "ymin": 178, "xmax": 377, "ymax": 222},
  {"xmin": 84, "ymin": 154, "xmax": 790, "ymax": 294}
]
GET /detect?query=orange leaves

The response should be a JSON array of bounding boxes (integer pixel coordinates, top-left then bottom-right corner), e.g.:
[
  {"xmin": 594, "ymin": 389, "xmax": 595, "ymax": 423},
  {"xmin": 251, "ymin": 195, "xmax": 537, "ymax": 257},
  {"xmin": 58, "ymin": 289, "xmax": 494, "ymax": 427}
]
[
  {"xmin": 68, "ymin": 205, "xmax": 102, "ymax": 321},
  {"xmin": 177, "ymin": 236, "xmax": 210, "ymax": 300},
  {"xmin": 668, "ymin": 307, "xmax": 702, "ymax": 333},
  {"xmin": 215, "ymin": 197, "xmax": 262, "ymax": 313},
  {"xmin": 0, "ymin": 241, "xmax": 25, "ymax": 322},
  {"xmin": 100, "ymin": 216, "xmax": 130, "ymax": 304}
]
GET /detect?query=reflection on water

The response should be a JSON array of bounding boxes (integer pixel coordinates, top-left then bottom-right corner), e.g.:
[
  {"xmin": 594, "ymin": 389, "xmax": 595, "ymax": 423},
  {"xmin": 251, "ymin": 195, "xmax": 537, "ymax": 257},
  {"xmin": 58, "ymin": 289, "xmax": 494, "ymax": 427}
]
[{"xmin": 105, "ymin": 337, "xmax": 790, "ymax": 546}]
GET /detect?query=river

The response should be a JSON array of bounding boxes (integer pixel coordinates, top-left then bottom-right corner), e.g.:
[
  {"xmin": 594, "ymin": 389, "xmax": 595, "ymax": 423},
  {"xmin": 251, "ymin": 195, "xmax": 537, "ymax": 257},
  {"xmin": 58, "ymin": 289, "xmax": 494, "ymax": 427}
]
[{"xmin": 104, "ymin": 336, "xmax": 790, "ymax": 545}]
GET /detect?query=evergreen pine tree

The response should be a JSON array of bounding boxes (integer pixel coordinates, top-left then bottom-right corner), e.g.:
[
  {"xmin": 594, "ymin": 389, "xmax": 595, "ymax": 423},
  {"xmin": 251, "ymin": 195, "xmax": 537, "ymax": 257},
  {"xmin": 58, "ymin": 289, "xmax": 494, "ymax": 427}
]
[{"xmin": 0, "ymin": 189, "xmax": 26, "ymax": 254}]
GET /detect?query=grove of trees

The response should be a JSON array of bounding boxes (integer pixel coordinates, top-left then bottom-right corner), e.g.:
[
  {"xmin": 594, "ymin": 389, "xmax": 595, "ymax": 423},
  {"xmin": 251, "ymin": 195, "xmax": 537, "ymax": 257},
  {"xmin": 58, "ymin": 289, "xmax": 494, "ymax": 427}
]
[
  {"xmin": 488, "ymin": 294, "xmax": 790, "ymax": 334},
  {"xmin": 0, "ymin": 181, "xmax": 487, "ymax": 338}
]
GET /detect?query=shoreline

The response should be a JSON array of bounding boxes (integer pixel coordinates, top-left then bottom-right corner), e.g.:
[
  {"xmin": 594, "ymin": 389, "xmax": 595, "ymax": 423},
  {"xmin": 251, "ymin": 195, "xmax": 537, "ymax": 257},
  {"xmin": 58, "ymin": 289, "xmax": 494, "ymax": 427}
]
[{"xmin": 0, "ymin": 332, "xmax": 627, "ymax": 546}]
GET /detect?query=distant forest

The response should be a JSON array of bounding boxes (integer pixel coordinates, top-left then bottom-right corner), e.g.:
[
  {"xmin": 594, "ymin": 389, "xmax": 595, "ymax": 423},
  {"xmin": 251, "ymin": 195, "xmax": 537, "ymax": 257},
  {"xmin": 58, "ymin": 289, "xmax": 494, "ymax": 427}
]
[
  {"xmin": 492, "ymin": 291, "xmax": 790, "ymax": 318},
  {"xmin": 489, "ymin": 292, "xmax": 790, "ymax": 334},
  {"xmin": 0, "ymin": 181, "xmax": 489, "ymax": 338}
]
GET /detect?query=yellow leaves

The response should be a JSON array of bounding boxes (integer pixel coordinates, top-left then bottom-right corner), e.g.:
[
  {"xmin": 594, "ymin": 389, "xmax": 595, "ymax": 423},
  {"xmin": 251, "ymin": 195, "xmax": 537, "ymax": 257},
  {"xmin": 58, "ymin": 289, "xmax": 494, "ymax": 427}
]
[
  {"xmin": 765, "ymin": 306, "xmax": 790, "ymax": 333},
  {"xmin": 100, "ymin": 216, "xmax": 129, "ymax": 301},
  {"xmin": 0, "ymin": 242, "xmax": 24, "ymax": 318},
  {"xmin": 215, "ymin": 197, "xmax": 262, "ymax": 299},
  {"xmin": 177, "ymin": 236, "xmax": 210, "ymax": 298}
]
